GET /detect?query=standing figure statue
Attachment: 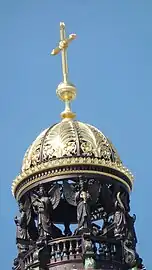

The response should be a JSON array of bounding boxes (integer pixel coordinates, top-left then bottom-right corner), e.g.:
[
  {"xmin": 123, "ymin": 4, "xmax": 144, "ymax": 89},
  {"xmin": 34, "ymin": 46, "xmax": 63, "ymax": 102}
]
[
  {"xmin": 113, "ymin": 190, "xmax": 127, "ymax": 238},
  {"xmin": 63, "ymin": 178, "xmax": 100, "ymax": 235},
  {"xmin": 14, "ymin": 202, "xmax": 29, "ymax": 255},
  {"xmin": 77, "ymin": 178, "xmax": 100, "ymax": 234},
  {"xmin": 31, "ymin": 184, "xmax": 62, "ymax": 239},
  {"xmin": 63, "ymin": 180, "xmax": 91, "ymax": 234},
  {"xmin": 75, "ymin": 188, "xmax": 91, "ymax": 234},
  {"xmin": 15, "ymin": 198, "xmax": 38, "ymax": 255}
]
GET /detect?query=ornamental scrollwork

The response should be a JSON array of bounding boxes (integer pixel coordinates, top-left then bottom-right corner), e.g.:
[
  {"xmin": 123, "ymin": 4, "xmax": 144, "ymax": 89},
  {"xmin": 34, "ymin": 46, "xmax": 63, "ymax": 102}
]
[
  {"xmin": 21, "ymin": 121, "xmax": 122, "ymax": 174},
  {"xmin": 63, "ymin": 141, "xmax": 77, "ymax": 156},
  {"xmin": 81, "ymin": 141, "xmax": 93, "ymax": 156}
]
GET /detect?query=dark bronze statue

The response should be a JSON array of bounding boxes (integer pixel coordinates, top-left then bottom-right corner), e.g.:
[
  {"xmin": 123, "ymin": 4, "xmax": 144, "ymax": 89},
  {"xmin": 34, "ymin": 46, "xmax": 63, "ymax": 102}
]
[
  {"xmin": 75, "ymin": 188, "xmax": 91, "ymax": 233},
  {"xmin": 15, "ymin": 198, "xmax": 38, "ymax": 255},
  {"xmin": 63, "ymin": 179, "xmax": 92, "ymax": 234},
  {"xmin": 14, "ymin": 202, "xmax": 29, "ymax": 254},
  {"xmin": 75, "ymin": 178, "xmax": 101, "ymax": 234},
  {"xmin": 63, "ymin": 178, "xmax": 100, "ymax": 235},
  {"xmin": 31, "ymin": 185, "xmax": 62, "ymax": 239}
]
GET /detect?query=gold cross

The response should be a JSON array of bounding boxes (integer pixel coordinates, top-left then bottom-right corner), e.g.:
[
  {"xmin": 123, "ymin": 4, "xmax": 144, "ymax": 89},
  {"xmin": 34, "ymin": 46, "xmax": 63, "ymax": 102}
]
[{"xmin": 51, "ymin": 22, "xmax": 76, "ymax": 84}]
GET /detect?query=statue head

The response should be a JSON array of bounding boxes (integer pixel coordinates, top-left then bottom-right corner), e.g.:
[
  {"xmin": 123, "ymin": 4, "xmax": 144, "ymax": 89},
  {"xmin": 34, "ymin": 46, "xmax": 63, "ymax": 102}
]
[{"xmin": 38, "ymin": 185, "xmax": 46, "ymax": 196}]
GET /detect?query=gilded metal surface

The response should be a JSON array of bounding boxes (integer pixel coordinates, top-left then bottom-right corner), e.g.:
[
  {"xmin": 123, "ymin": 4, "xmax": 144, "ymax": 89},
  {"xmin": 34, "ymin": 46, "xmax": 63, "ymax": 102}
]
[
  {"xmin": 12, "ymin": 120, "xmax": 134, "ymax": 198},
  {"xmin": 21, "ymin": 120, "xmax": 122, "ymax": 171},
  {"xmin": 21, "ymin": 128, "xmax": 48, "ymax": 171},
  {"xmin": 51, "ymin": 22, "xmax": 76, "ymax": 84},
  {"xmin": 13, "ymin": 161, "xmax": 132, "ymax": 200},
  {"xmin": 51, "ymin": 22, "xmax": 77, "ymax": 119}
]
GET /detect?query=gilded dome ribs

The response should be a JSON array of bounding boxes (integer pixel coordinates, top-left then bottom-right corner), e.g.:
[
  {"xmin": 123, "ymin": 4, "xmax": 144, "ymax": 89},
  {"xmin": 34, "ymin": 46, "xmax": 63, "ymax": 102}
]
[
  {"xmin": 12, "ymin": 120, "xmax": 133, "ymax": 198},
  {"xmin": 39, "ymin": 124, "xmax": 57, "ymax": 163},
  {"xmin": 72, "ymin": 121, "xmax": 80, "ymax": 155}
]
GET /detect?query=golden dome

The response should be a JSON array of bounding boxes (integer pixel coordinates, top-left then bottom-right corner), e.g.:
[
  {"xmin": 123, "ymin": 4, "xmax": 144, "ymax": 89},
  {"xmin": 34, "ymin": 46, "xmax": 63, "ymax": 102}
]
[
  {"xmin": 21, "ymin": 120, "xmax": 121, "ymax": 172},
  {"xmin": 12, "ymin": 120, "xmax": 133, "ymax": 199}
]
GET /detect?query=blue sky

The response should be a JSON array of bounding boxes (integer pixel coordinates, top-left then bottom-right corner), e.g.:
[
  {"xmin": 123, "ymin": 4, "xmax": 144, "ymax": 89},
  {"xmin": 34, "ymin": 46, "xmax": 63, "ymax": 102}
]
[{"xmin": 0, "ymin": 1, "xmax": 152, "ymax": 269}]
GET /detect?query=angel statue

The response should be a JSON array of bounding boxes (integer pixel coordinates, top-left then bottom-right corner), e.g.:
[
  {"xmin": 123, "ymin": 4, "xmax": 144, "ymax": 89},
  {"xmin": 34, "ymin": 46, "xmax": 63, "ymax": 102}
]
[
  {"xmin": 31, "ymin": 184, "xmax": 62, "ymax": 239},
  {"xmin": 14, "ymin": 202, "xmax": 28, "ymax": 255},
  {"xmin": 63, "ymin": 179, "xmax": 100, "ymax": 235},
  {"xmin": 15, "ymin": 199, "xmax": 38, "ymax": 255},
  {"xmin": 75, "ymin": 189, "xmax": 91, "ymax": 234}
]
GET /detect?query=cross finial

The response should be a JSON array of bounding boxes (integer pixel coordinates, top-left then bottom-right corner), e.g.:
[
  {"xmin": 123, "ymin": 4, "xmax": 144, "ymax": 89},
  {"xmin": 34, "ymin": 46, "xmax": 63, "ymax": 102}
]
[
  {"xmin": 51, "ymin": 22, "xmax": 76, "ymax": 84},
  {"xmin": 51, "ymin": 22, "xmax": 77, "ymax": 120}
]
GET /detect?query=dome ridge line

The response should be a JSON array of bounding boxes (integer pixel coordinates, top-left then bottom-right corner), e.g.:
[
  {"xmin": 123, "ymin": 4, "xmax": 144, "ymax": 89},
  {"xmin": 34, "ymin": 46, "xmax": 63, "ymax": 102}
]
[
  {"xmin": 21, "ymin": 128, "xmax": 49, "ymax": 172},
  {"xmin": 39, "ymin": 123, "xmax": 58, "ymax": 162},
  {"xmin": 85, "ymin": 123, "xmax": 99, "ymax": 155},
  {"xmin": 72, "ymin": 121, "xmax": 80, "ymax": 155}
]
